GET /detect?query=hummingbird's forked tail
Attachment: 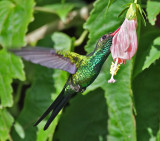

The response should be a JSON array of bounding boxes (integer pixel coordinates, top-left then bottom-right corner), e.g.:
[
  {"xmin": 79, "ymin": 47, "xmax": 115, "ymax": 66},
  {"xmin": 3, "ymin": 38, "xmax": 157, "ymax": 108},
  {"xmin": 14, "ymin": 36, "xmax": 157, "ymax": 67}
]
[{"xmin": 34, "ymin": 88, "xmax": 72, "ymax": 130}]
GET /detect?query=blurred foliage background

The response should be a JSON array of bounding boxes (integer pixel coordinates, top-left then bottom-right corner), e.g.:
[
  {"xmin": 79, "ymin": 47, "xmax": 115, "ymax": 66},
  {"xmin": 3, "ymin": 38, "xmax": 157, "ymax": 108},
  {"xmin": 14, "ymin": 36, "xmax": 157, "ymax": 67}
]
[{"xmin": 0, "ymin": 0, "xmax": 160, "ymax": 141}]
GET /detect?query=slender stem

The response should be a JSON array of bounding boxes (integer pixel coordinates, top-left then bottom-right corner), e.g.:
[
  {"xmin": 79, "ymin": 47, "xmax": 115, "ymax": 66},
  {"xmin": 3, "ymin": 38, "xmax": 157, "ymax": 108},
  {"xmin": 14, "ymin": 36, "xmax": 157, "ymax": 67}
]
[
  {"xmin": 74, "ymin": 30, "xmax": 88, "ymax": 47},
  {"xmin": 34, "ymin": 7, "xmax": 56, "ymax": 14},
  {"xmin": 9, "ymin": 134, "xmax": 13, "ymax": 141},
  {"xmin": 10, "ymin": 0, "xmax": 16, "ymax": 4},
  {"xmin": 61, "ymin": 0, "xmax": 66, "ymax": 4},
  {"xmin": 134, "ymin": 0, "xmax": 137, "ymax": 3},
  {"xmin": 26, "ymin": 4, "xmax": 93, "ymax": 44},
  {"xmin": 14, "ymin": 82, "xmax": 23, "ymax": 105}
]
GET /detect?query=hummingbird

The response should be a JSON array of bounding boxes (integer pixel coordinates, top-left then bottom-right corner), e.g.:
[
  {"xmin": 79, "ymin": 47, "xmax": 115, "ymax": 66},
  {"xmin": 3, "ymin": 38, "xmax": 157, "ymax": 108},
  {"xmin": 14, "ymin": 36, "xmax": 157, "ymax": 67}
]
[{"xmin": 10, "ymin": 30, "xmax": 118, "ymax": 130}]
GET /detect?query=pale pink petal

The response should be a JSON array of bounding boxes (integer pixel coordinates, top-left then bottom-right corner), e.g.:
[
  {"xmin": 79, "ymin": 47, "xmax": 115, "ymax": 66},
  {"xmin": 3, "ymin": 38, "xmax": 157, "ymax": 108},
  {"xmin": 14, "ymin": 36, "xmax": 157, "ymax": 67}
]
[{"xmin": 110, "ymin": 18, "xmax": 137, "ymax": 64}]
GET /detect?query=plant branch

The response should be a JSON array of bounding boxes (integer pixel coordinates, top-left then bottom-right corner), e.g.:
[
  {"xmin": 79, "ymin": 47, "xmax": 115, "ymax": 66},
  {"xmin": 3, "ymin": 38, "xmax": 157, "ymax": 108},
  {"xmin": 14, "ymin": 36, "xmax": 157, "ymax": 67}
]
[
  {"xmin": 34, "ymin": 7, "xmax": 56, "ymax": 14},
  {"xmin": 14, "ymin": 82, "xmax": 23, "ymax": 105},
  {"xmin": 26, "ymin": 4, "xmax": 93, "ymax": 44},
  {"xmin": 74, "ymin": 30, "xmax": 88, "ymax": 47},
  {"xmin": 134, "ymin": 0, "xmax": 137, "ymax": 3}
]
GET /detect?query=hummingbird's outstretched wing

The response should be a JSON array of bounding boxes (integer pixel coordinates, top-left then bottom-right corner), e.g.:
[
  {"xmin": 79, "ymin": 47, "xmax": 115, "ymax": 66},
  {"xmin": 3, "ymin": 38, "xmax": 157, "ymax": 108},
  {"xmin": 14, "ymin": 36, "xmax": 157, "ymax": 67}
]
[{"xmin": 10, "ymin": 47, "xmax": 85, "ymax": 74}]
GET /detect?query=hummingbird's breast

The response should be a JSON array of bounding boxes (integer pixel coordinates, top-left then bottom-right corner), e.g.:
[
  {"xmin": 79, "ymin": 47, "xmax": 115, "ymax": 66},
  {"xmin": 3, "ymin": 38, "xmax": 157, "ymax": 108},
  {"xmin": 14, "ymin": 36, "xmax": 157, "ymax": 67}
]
[
  {"xmin": 67, "ymin": 37, "xmax": 112, "ymax": 91},
  {"xmin": 71, "ymin": 57, "xmax": 102, "ymax": 88}
]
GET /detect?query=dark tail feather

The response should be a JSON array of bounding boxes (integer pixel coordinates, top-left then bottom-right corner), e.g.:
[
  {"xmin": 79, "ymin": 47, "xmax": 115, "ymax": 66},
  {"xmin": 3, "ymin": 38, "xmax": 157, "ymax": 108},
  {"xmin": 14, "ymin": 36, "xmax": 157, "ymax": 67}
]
[
  {"xmin": 43, "ymin": 95, "xmax": 71, "ymax": 130},
  {"xmin": 34, "ymin": 88, "xmax": 69, "ymax": 129}
]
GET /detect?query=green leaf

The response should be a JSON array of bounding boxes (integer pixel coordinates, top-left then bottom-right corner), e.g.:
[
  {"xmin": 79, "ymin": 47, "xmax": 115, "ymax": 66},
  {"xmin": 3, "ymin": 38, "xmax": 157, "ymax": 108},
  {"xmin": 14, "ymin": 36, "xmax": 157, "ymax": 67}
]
[
  {"xmin": 147, "ymin": 128, "xmax": 160, "ymax": 141},
  {"xmin": 53, "ymin": 88, "xmax": 108, "ymax": 141},
  {"xmin": 118, "ymin": 6, "xmax": 129, "ymax": 18},
  {"xmin": 105, "ymin": 0, "xmax": 115, "ymax": 14},
  {"xmin": 103, "ymin": 56, "xmax": 136, "ymax": 140},
  {"xmin": 11, "ymin": 65, "xmax": 55, "ymax": 141},
  {"xmin": 133, "ymin": 25, "xmax": 160, "ymax": 78},
  {"xmin": 0, "ymin": 49, "xmax": 25, "ymax": 107},
  {"xmin": 84, "ymin": 71, "xmax": 106, "ymax": 94},
  {"xmin": 83, "ymin": 59, "xmax": 112, "ymax": 94},
  {"xmin": 142, "ymin": 36, "xmax": 160, "ymax": 68},
  {"xmin": 11, "ymin": 32, "xmax": 72, "ymax": 140},
  {"xmin": 84, "ymin": 0, "xmax": 132, "ymax": 53},
  {"xmin": 51, "ymin": 32, "xmax": 72, "ymax": 51},
  {"xmin": 137, "ymin": 4, "xmax": 146, "ymax": 26},
  {"xmin": 0, "ymin": 109, "xmax": 14, "ymax": 141},
  {"xmin": 0, "ymin": 74, "xmax": 13, "ymax": 108},
  {"xmin": 156, "ymin": 129, "xmax": 160, "ymax": 141},
  {"xmin": 14, "ymin": 122, "xmax": 25, "ymax": 139},
  {"xmin": 133, "ymin": 59, "xmax": 160, "ymax": 141},
  {"xmin": 51, "ymin": 32, "xmax": 72, "ymax": 94},
  {"xmin": 146, "ymin": 1, "xmax": 160, "ymax": 25},
  {"xmin": 36, "ymin": 32, "xmax": 72, "ymax": 140},
  {"xmin": 50, "ymin": 32, "xmax": 71, "ymax": 105},
  {"xmin": 37, "ymin": 117, "xmax": 59, "ymax": 141},
  {"xmin": 84, "ymin": 0, "xmax": 135, "ymax": 140},
  {"xmin": 44, "ymin": 3, "xmax": 74, "ymax": 22},
  {"xmin": 0, "ymin": 0, "xmax": 35, "ymax": 48}
]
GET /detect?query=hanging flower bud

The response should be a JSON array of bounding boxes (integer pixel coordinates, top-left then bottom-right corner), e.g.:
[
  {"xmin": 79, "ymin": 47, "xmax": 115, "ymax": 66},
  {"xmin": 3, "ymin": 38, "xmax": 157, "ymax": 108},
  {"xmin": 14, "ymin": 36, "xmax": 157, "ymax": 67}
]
[
  {"xmin": 108, "ymin": 2, "xmax": 140, "ymax": 83},
  {"xmin": 110, "ymin": 18, "xmax": 137, "ymax": 64}
]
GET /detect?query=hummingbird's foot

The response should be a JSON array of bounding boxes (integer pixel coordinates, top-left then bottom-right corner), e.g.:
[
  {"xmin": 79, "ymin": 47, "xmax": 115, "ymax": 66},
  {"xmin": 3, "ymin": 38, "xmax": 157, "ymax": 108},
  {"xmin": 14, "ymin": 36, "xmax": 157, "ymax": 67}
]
[
  {"xmin": 81, "ymin": 88, "xmax": 86, "ymax": 93},
  {"xmin": 70, "ymin": 84, "xmax": 81, "ymax": 92}
]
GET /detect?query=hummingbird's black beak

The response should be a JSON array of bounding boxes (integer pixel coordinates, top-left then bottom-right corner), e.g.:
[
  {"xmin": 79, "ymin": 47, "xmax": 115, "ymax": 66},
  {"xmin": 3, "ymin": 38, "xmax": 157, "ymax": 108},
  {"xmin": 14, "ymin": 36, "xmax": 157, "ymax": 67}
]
[{"xmin": 110, "ymin": 27, "xmax": 121, "ymax": 36}]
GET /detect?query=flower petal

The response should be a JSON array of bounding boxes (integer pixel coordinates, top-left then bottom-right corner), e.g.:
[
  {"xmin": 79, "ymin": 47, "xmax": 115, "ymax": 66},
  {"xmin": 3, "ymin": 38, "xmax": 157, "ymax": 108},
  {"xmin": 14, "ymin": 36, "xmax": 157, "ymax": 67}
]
[{"xmin": 110, "ymin": 18, "xmax": 137, "ymax": 63}]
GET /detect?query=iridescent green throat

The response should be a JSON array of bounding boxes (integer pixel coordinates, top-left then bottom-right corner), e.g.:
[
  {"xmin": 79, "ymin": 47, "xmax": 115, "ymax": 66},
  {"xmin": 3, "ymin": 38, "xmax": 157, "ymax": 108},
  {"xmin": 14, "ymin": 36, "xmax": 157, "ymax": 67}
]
[{"xmin": 88, "ymin": 36, "xmax": 113, "ymax": 65}]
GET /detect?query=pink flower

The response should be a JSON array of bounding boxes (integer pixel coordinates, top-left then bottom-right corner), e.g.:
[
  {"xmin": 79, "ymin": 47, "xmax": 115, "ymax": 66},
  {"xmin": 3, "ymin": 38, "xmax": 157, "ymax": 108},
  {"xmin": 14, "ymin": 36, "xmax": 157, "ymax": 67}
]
[
  {"xmin": 111, "ymin": 18, "xmax": 137, "ymax": 64},
  {"xmin": 108, "ymin": 18, "xmax": 137, "ymax": 83}
]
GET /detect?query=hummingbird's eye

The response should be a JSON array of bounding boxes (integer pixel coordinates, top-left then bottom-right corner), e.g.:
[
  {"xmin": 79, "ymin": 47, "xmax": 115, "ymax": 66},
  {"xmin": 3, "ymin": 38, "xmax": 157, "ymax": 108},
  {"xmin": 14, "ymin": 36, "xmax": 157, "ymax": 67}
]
[
  {"xmin": 101, "ymin": 35, "xmax": 107, "ymax": 41},
  {"xmin": 102, "ymin": 35, "xmax": 106, "ymax": 39}
]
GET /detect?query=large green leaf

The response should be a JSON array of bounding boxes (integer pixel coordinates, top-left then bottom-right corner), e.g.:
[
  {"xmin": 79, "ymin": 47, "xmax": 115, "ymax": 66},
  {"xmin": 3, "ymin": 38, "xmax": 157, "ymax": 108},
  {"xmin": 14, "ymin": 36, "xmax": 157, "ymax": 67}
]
[
  {"xmin": 103, "ymin": 56, "xmax": 136, "ymax": 141},
  {"xmin": 37, "ymin": 119, "xmax": 59, "ymax": 141},
  {"xmin": 51, "ymin": 32, "xmax": 72, "ymax": 94},
  {"xmin": 14, "ymin": 122, "xmax": 25, "ymax": 139},
  {"xmin": 35, "ymin": 32, "xmax": 73, "ymax": 140},
  {"xmin": 0, "ymin": 49, "xmax": 25, "ymax": 107},
  {"xmin": 133, "ymin": 59, "xmax": 160, "ymax": 141},
  {"xmin": 84, "ymin": 70, "xmax": 106, "ymax": 94},
  {"xmin": 11, "ymin": 32, "xmax": 73, "ymax": 140},
  {"xmin": 35, "ymin": 0, "xmax": 85, "ymax": 7},
  {"xmin": 148, "ymin": 128, "xmax": 160, "ymax": 141},
  {"xmin": 51, "ymin": 32, "xmax": 72, "ymax": 51},
  {"xmin": 133, "ymin": 25, "xmax": 160, "ymax": 78},
  {"xmin": 44, "ymin": 3, "xmax": 74, "ymax": 22},
  {"xmin": 84, "ymin": 0, "xmax": 131, "ymax": 53},
  {"xmin": 0, "ymin": 109, "xmax": 14, "ymax": 141},
  {"xmin": 84, "ymin": 0, "xmax": 136, "ymax": 140},
  {"xmin": 0, "ymin": 0, "xmax": 34, "ymax": 47},
  {"xmin": 146, "ymin": 1, "xmax": 160, "ymax": 25},
  {"xmin": 156, "ymin": 130, "xmax": 160, "ymax": 141},
  {"xmin": 53, "ymin": 88, "xmax": 108, "ymax": 141},
  {"xmin": 11, "ymin": 65, "xmax": 55, "ymax": 141}
]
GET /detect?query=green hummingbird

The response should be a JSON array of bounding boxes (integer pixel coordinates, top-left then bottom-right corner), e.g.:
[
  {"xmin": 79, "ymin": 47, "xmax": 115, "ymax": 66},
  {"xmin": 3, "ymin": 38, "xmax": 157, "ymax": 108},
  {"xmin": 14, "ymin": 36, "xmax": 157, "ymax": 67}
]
[{"xmin": 10, "ymin": 30, "xmax": 118, "ymax": 130}]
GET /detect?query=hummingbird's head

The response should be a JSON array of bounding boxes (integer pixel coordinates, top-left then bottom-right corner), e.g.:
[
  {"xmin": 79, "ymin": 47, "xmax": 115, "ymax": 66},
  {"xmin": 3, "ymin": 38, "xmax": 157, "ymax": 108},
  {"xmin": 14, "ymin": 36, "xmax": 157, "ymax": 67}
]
[
  {"xmin": 96, "ymin": 34, "xmax": 113, "ymax": 50},
  {"xmin": 96, "ymin": 27, "xmax": 120, "ymax": 50}
]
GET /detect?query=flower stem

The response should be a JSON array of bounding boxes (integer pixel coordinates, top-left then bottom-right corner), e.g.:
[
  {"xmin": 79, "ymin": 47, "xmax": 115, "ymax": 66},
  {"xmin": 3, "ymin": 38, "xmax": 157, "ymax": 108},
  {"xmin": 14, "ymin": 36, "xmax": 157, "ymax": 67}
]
[
  {"xmin": 134, "ymin": 0, "xmax": 137, "ymax": 4},
  {"xmin": 14, "ymin": 82, "xmax": 23, "ymax": 105},
  {"xmin": 34, "ymin": 6, "xmax": 56, "ymax": 14},
  {"xmin": 74, "ymin": 30, "xmax": 88, "ymax": 47}
]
